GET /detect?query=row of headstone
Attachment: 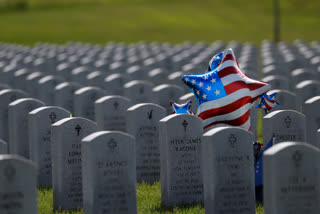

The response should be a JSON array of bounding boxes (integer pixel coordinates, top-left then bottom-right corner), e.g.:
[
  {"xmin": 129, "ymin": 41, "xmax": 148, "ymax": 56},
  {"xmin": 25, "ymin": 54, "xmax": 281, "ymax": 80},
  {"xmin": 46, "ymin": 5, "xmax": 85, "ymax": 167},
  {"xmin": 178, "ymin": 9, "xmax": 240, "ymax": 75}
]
[
  {"xmin": 261, "ymin": 40, "xmax": 320, "ymax": 110},
  {"xmin": 1, "ymin": 111, "xmax": 320, "ymax": 213}
]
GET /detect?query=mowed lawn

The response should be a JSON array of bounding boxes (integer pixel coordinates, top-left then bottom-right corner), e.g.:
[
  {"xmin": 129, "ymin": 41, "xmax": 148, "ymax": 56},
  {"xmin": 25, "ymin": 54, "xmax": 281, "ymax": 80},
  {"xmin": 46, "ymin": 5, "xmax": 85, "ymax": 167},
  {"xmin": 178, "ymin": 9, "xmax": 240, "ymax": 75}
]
[
  {"xmin": 0, "ymin": 0, "xmax": 319, "ymax": 45},
  {"xmin": 38, "ymin": 182, "xmax": 264, "ymax": 214}
]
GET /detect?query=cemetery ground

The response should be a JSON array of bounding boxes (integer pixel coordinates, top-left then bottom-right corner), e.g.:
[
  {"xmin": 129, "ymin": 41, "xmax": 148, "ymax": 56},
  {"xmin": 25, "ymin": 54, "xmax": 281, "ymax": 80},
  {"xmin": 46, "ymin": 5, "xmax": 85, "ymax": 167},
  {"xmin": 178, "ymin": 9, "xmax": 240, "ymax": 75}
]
[
  {"xmin": 38, "ymin": 183, "xmax": 264, "ymax": 213},
  {"xmin": 0, "ymin": 0, "xmax": 320, "ymax": 44}
]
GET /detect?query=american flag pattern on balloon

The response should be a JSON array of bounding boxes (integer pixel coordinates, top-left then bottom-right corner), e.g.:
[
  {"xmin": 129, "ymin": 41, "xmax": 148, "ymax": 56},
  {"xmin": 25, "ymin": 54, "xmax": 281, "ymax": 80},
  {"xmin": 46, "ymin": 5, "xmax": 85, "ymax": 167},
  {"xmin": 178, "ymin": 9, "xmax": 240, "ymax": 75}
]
[
  {"xmin": 256, "ymin": 93, "xmax": 279, "ymax": 111},
  {"xmin": 182, "ymin": 49, "xmax": 271, "ymax": 131},
  {"xmin": 170, "ymin": 100, "xmax": 194, "ymax": 115}
]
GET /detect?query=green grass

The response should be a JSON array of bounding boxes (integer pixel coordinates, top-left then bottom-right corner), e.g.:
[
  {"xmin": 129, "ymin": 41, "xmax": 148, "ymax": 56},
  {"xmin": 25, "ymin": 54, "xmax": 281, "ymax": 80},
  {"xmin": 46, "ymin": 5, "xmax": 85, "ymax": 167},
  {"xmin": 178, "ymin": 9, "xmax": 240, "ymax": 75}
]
[
  {"xmin": 38, "ymin": 182, "xmax": 264, "ymax": 213},
  {"xmin": 0, "ymin": 0, "xmax": 319, "ymax": 45}
]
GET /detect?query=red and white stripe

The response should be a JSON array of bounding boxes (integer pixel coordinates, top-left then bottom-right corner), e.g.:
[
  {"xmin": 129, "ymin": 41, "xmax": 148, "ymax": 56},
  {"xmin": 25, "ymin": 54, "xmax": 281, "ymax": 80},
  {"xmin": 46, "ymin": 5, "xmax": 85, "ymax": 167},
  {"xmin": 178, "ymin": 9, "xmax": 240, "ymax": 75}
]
[{"xmin": 198, "ymin": 49, "xmax": 270, "ymax": 131}]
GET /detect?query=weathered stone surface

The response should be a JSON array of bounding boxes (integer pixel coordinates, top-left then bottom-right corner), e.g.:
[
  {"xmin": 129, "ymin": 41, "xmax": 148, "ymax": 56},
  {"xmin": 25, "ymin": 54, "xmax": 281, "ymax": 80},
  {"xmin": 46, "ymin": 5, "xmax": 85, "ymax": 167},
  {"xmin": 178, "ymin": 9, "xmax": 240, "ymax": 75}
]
[
  {"xmin": 303, "ymin": 96, "xmax": 320, "ymax": 148},
  {"xmin": 8, "ymin": 98, "xmax": 45, "ymax": 158},
  {"xmin": 51, "ymin": 117, "xmax": 98, "ymax": 210},
  {"xmin": 95, "ymin": 96, "xmax": 131, "ymax": 132},
  {"xmin": 159, "ymin": 114, "xmax": 203, "ymax": 206},
  {"xmin": 82, "ymin": 131, "xmax": 137, "ymax": 214},
  {"xmin": 264, "ymin": 142, "xmax": 320, "ymax": 214},
  {"xmin": 202, "ymin": 127, "xmax": 256, "ymax": 214},
  {"xmin": 0, "ymin": 155, "xmax": 37, "ymax": 214},
  {"xmin": 0, "ymin": 139, "xmax": 8, "ymax": 154},
  {"xmin": 73, "ymin": 87, "xmax": 105, "ymax": 121},
  {"xmin": 153, "ymin": 84, "xmax": 184, "ymax": 115},
  {"xmin": 124, "ymin": 80, "xmax": 154, "ymax": 105},
  {"xmin": 28, "ymin": 106, "xmax": 70, "ymax": 187},
  {"xmin": 54, "ymin": 82, "xmax": 82, "ymax": 114},
  {"xmin": 127, "ymin": 103, "xmax": 166, "ymax": 183},
  {"xmin": 0, "ymin": 89, "xmax": 27, "ymax": 142},
  {"xmin": 263, "ymin": 110, "xmax": 306, "ymax": 147}
]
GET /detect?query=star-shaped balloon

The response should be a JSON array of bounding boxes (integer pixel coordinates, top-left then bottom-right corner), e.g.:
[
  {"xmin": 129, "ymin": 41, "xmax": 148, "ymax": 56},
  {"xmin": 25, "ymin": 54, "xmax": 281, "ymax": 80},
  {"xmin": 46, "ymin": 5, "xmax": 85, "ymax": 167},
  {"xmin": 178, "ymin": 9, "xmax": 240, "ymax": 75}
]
[
  {"xmin": 256, "ymin": 93, "xmax": 280, "ymax": 111},
  {"xmin": 207, "ymin": 52, "xmax": 223, "ymax": 71},
  {"xmin": 170, "ymin": 100, "xmax": 194, "ymax": 115},
  {"xmin": 182, "ymin": 48, "xmax": 271, "ymax": 130}
]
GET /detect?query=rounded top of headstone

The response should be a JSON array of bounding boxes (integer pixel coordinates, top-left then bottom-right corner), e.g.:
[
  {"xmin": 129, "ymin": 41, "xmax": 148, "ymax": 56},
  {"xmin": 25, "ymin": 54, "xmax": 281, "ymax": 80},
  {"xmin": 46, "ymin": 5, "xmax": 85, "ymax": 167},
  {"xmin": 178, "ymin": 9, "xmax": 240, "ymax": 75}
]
[
  {"xmin": 56, "ymin": 63, "xmax": 69, "ymax": 71},
  {"xmin": 127, "ymin": 103, "xmax": 165, "ymax": 111},
  {"xmin": 72, "ymin": 66, "xmax": 88, "ymax": 75},
  {"xmin": 74, "ymin": 86, "xmax": 103, "ymax": 95},
  {"xmin": 95, "ymin": 95, "xmax": 130, "ymax": 104},
  {"xmin": 0, "ymin": 89, "xmax": 27, "ymax": 96},
  {"xmin": 0, "ymin": 154, "xmax": 36, "ymax": 167},
  {"xmin": 148, "ymin": 68, "xmax": 163, "ymax": 77},
  {"xmin": 262, "ymin": 75, "xmax": 287, "ymax": 82},
  {"xmin": 267, "ymin": 89, "xmax": 296, "ymax": 97},
  {"xmin": 38, "ymin": 75, "xmax": 64, "ymax": 84},
  {"xmin": 168, "ymin": 71, "xmax": 183, "ymax": 80},
  {"xmin": 28, "ymin": 106, "xmax": 70, "ymax": 116},
  {"xmin": 55, "ymin": 81, "xmax": 82, "ymax": 90},
  {"xmin": 296, "ymin": 80, "xmax": 320, "ymax": 89},
  {"xmin": 105, "ymin": 73, "xmax": 127, "ymax": 82},
  {"xmin": 51, "ymin": 117, "xmax": 96, "ymax": 127},
  {"xmin": 264, "ymin": 109, "xmax": 305, "ymax": 119},
  {"xmin": 81, "ymin": 131, "xmax": 135, "ymax": 143},
  {"xmin": 305, "ymin": 96, "xmax": 320, "ymax": 104},
  {"xmin": 26, "ymin": 72, "xmax": 43, "ymax": 81},
  {"xmin": 124, "ymin": 80, "xmax": 153, "ymax": 88},
  {"xmin": 291, "ymin": 68, "xmax": 307, "ymax": 76},
  {"xmin": 152, "ymin": 84, "xmax": 182, "ymax": 92},
  {"xmin": 14, "ymin": 68, "xmax": 29, "ymax": 77},
  {"xmin": 87, "ymin": 71, "xmax": 103, "ymax": 80},
  {"xmin": 179, "ymin": 93, "xmax": 194, "ymax": 101},
  {"xmin": 126, "ymin": 65, "xmax": 140, "ymax": 74},
  {"xmin": 203, "ymin": 126, "xmax": 251, "ymax": 137},
  {"xmin": 159, "ymin": 113, "xmax": 200, "ymax": 123},
  {"xmin": 264, "ymin": 141, "xmax": 320, "ymax": 156},
  {"xmin": 8, "ymin": 98, "xmax": 45, "ymax": 107}
]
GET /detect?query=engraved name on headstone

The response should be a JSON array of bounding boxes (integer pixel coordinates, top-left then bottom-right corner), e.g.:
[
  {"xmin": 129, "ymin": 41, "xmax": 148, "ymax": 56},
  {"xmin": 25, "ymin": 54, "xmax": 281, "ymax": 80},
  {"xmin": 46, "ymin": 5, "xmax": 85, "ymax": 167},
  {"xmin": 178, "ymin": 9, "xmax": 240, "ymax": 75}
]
[
  {"xmin": 263, "ymin": 110, "xmax": 306, "ymax": 145},
  {"xmin": 95, "ymin": 96, "xmax": 131, "ymax": 132},
  {"xmin": 159, "ymin": 114, "xmax": 203, "ymax": 206},
  {"xmin": 127, "ymin": 103, "xmax": 166, "ymax": 183},
  {"xmin": 264, "ymin": 142, "xmax": 320, "ymax": 214},
  {"xmin": 28, "ymin": 106, "xmax": 70, "ymax": 187},
  {"xmin": 51, "ymin": 117, "xmax": 98, "ymax": 210},
  {"xmin": 0, "ymin": 155, "xmax": 37, "ymax": 214},
  {"xmin": 202, "ymin": 127, "xmax": 256, "ymax": 214},
  {"xmin": 82, "ymin": 131, "xmax": 137, "ymax": 214}
]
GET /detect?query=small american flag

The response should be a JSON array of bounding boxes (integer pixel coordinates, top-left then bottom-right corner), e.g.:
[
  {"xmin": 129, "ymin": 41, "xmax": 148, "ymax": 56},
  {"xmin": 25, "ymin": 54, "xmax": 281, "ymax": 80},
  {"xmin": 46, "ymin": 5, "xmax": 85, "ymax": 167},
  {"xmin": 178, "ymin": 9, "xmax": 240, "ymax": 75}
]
[
  {"xmin": 256, "ymin": 93, "xmax": 279, "ymax": 111},
  {"xmin": 255, "ymin": 137, "xmax": 273, "ymax": 187},
  {"xmin": 182, "ymin": 49, "xmax": 270, "ymax": 130}
]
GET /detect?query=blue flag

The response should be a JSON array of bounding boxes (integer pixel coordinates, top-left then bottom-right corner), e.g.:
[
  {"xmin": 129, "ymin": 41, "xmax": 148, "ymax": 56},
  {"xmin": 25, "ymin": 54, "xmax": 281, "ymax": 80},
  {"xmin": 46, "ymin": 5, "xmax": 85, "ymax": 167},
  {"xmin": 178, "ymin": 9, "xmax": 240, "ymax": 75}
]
[{"xmin": 254, "ymin": 137, "xmax": 273, "ymax": 186}]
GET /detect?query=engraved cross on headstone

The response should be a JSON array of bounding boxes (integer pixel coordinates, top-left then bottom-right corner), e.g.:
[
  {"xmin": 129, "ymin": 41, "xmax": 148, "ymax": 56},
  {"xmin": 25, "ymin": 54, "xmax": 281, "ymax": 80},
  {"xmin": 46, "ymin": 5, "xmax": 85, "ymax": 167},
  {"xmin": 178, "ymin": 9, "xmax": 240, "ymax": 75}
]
[
  {"xmin": 292, "ymin": 150, "xmax": 302, "ymax": 167},
  {"xmin": 49, "ymin": 112, "xmax": 57, "ymax": 123},
  {"xmin": 75, "ymin": 124, "xmax": 81, "ymax": 136},
  {"xmin": 284, "ymin": 116, "xmax": 292, "ymax": 128},
  {"xmin": 228, "ymin": 134, "xmax": 237, "ymax": 148},
  {"xmin": 108, "ymin": 138, "xmax": 117, "ymax": 153},
  {"xmin": 182, "ymin": 120, "xmax": 188, "ymax": 132}
]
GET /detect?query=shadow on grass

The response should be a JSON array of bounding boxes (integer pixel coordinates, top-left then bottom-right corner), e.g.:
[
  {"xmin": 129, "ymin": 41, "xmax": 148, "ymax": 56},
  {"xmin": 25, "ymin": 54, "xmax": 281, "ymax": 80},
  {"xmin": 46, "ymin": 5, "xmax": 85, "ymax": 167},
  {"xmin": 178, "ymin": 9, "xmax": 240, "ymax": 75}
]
[{"xmin": 151, "ymin": 202, "xmax": 204, "ymax": 213}]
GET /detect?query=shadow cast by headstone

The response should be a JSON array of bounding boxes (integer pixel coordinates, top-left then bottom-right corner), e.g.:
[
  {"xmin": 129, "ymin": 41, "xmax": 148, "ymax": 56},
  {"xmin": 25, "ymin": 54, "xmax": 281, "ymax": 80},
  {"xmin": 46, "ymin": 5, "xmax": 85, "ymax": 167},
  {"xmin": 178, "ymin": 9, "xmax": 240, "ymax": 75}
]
[{"xmin": 151, "ymin": 202, "xmax": 204, "ymax": 213}]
